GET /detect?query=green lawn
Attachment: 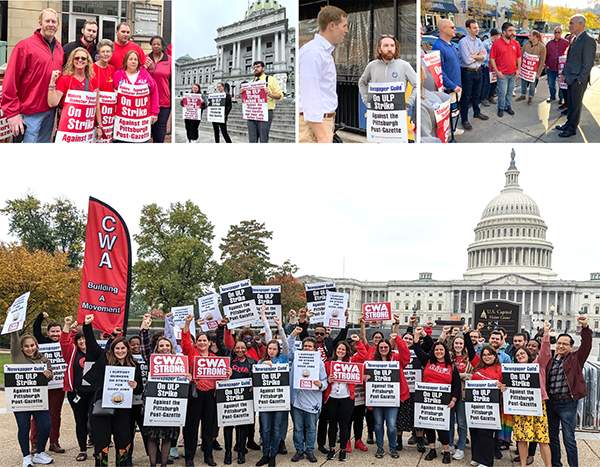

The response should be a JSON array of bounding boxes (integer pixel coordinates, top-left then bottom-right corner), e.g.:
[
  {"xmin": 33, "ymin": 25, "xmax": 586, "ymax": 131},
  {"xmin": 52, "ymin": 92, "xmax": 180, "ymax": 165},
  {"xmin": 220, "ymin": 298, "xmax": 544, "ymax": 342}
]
[{"xmin": 0, "ymin": 353, "xmax": 12, "ymax": 387}]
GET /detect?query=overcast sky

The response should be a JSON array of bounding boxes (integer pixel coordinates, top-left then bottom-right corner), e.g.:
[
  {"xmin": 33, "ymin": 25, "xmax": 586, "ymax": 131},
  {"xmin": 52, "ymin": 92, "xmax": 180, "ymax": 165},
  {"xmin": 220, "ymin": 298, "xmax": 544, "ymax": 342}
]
[
  {"xmin": 1, "ymin": 145, "xmax": 599, "ymax": 283},
  {"xmin": 174, "ymin": 0, "xmax": 298, "ymax": 59}
]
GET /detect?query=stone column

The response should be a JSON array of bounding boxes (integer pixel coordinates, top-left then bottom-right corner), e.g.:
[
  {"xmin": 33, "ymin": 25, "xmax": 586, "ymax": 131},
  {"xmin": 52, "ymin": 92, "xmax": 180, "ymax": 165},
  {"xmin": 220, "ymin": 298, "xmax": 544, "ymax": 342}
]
[
  {"xmin": 252, "ymin": 37, "xmax": 256, "ymax": 62},
  {"xmin": 458, "ymin": 290, "xmax": 462, "ymax": 313},
  {"xmin": 258, "ymin": 36, "xmax": 262, "ymax": 61},
  {"xmin": 529, "ymin": 290, "xmax": 533, "ymax": 314},
  {"xmin": 280, "ymin": 30, "xmax": 286, "ymax": 63},
  {"xmin": 274, "ymin": 32, "xmax": 279, "ymax": 63}
]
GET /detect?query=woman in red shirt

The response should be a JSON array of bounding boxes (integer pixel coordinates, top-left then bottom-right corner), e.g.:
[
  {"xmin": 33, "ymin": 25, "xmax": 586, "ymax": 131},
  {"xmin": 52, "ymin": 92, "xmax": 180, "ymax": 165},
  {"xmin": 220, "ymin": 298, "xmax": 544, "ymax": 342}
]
[
  {"xmin": 420, "ymin": 342, "xmax": 461, "ymax": 464},
  {"xmin": 470, "ymin": 345, "xmax": 504, "ymax": 467},
  {"xmin": 93, "ymin": 39, "xmax": 116, "ymax": 92},
  {"xmin": 147, "ymin": 36, "xmax": 171, "ymax": 143}
]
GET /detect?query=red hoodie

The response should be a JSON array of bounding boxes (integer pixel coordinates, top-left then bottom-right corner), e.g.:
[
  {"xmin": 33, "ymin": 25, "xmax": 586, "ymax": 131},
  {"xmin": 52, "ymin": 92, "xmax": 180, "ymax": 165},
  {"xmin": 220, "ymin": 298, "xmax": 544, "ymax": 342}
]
[
  {"xmin": 1, "ymin": 30, "xmax": 64, "ymax": 119},
  {"xmin": 148, "ymin": 54, "xmax": 171, "ymax": 108},
  {"xmin": 113, "ymin": 67, "xmax": 160, "ymax": 116},
  {"xmin": 324, "ymin": 341, "xmax": 369, "ymax": 403}
]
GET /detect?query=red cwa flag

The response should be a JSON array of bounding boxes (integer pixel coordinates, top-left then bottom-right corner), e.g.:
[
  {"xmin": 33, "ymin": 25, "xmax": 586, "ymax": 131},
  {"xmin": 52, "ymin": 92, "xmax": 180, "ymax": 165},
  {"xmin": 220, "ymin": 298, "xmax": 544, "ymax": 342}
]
[{"xmin": 77, "ymin": 197, "xmax": 132, "ymax": 334}]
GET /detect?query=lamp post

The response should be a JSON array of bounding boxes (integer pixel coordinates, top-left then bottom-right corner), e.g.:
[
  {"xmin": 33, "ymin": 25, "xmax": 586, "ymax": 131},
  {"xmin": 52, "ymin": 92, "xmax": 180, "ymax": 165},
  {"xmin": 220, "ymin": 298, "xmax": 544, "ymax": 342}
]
[{"xmin": 549, "ymin": 304, "xmax": 555, "ymax": 329}]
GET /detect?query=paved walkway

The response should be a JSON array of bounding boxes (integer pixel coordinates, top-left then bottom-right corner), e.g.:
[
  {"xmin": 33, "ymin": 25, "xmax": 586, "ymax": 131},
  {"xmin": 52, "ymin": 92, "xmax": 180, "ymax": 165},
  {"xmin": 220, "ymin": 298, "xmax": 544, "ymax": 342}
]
[{"xmin": 453, "ymin": 66, "xmax": 600, "ymax": 143}]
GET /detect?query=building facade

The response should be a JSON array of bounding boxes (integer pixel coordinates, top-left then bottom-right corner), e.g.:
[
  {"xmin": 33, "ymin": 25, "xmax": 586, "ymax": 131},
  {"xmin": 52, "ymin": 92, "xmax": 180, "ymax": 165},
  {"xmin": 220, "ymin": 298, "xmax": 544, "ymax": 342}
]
[
  {"xmin": 423, "ymin": 0, "xmax": 513, "ymax": 31},
  {"xmin": 303, "ymin": 151, "xmax": 600, "ymax": 335},
  {"xmin": 175, "ymin": 0, "xmax": 295, "ymax": 98},
  {"xmin": 0, "ymin": 0, "xmax": 171, "ymax": 66}
]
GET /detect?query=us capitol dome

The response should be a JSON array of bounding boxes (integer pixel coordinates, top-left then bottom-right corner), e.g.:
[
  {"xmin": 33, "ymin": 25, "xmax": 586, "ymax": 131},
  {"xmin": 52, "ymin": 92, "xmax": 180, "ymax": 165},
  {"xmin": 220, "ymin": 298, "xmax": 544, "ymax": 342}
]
[{"xmin": 464, "ymin": 149, "xmax": 557, "ymax": 281}]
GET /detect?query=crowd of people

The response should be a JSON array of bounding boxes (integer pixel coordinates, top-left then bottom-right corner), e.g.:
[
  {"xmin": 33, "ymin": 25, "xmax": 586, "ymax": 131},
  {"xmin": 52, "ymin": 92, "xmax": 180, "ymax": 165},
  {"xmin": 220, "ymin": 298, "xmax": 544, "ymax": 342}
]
[
  {"xmin": 421, "ymin": 14, "xmax": 597, "ymax": 142},
  {"xmin": 0, "ymin": 8, "xmax": 172, "ymax": 143},
  {"xmin": 7, "ymin": 300, "xmax": 593, "ymax": 467}
]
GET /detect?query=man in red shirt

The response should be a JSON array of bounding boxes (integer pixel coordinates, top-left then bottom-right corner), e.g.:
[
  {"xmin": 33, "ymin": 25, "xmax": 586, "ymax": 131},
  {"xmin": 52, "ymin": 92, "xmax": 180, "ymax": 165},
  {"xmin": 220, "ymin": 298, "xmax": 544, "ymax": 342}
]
[
  {"xmin": 109, "ymin": 22, "xmax": 147, "ymax": 70},
  {"xmin": 0, "ymin": 8, "xmax": 64, "ymax": 142},
  {"xmin": 490, "ymin": 22, "xmax": 521, "ymax": 118}
]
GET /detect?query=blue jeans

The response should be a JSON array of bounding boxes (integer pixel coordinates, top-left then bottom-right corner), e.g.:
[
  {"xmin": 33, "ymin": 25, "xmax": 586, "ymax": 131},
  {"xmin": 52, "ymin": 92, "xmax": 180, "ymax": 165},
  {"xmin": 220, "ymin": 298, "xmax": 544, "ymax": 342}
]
[
  {"xmin": 520, "ymin": 78, "xmax": 538, "ymax": 97},
  {"xmin": 547, "ymin": 69, "xmax": 568, "ymax": 102},
  {"xmin": 23, "ymin": 109, "xmax": 56, "ymax": 143},
  {"xmin": 14, "ymin": 410, "xmax": 51, "ymax": 456},
  {"xmin": 373, "ymin": 406, "xmax": 398, "ymax": 451},
  {"xmin": 151, "ymin": 106, "xmax": 171, "ymax": 143},
  {"xmin": 546, "ymin": 399, "xmax": 578, "ymax": 467},
  {"xmin": 248, "ymin": 109, "xmax": 274, "ymax": 143},
  {"xmin": 449, "ymin": 401, "xmax": 467, "ymax": 450},
  {"xmin": 291, "ymin": 407, "xmax": 318, "ymax": 455},
  {"xmin": 496, "ymin": 74, "xmax": 515, "ymax": 111},
  {"xmin": 259, "ymin": 411, "xmax": 287, "ymax": 458}
]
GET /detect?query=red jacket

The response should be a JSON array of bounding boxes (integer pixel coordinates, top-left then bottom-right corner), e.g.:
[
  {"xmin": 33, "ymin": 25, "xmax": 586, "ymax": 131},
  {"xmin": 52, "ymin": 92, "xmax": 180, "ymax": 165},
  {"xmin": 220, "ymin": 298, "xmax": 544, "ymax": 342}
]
[
  {"xmin": 324, "ymin": 341, "xmax": 369, "ymax": 403},
  {"xmin": 113, "ymin": 67, "xmax": 160, "ymax": 116},
  {"xmin": 181, "ymin": 329, "xmax": 217, "ymax": 392},
  {"xmin": 471, "ymin": 363, "xmax": 502, "ymax": 382},
  {"xmin": 59, "ymin": 329, "xmax": 82, "ymax": 393},
  {"xmin": 148, "ymin": 54, "xmax": 171, "ymax": 108},
  {"xmin": 1, "ymin": 30, "xmax": 64, "ymax": 119}
]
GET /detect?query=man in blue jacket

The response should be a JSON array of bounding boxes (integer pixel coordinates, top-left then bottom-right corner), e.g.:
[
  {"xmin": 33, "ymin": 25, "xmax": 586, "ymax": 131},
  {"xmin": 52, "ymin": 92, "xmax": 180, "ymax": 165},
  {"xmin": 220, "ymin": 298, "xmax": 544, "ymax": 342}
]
[{"xmin": 432, "ymin": 19, "xmax": 462, "ymax": 96}]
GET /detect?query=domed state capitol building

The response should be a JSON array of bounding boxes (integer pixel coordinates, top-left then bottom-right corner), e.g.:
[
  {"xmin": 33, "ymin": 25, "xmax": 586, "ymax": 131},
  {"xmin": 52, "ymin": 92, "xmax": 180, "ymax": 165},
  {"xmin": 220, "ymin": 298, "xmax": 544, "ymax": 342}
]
[{"xmin": 303, "ymin": 151, "xmax": 600, "ymax": 334}]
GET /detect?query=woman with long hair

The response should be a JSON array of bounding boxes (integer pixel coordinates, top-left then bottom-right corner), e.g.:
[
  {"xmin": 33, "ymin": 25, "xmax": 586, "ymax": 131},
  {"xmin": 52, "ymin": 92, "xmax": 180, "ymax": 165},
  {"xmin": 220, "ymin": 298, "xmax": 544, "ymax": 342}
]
[
  {"xmin": 48, "ymin": 47, "xmax": 97, "ymax": 109},
  {"xmin": 212, "ymin": 82, "xmax": 232, "ymax": 143},
  {"xmin": 82, "ymin": 314, "xmax": 143, "ymax": 466},
  {"xmin": 10, "ymin": 329, "xmax": 54, "ymax": 467},
  {"xmin": 182, "ymin": 83, "xmax": 203, "ymax": 142},
  {"xmin": 60, "ymin": 316, "xmax": 92, "ymax": 462},
  {"xmin": 421, "ymin": 341, "xmax": 461, "ymax": 464},
  {"xmin": 147, "ymin": 35, "xmax": 171, "ymax": 143}
]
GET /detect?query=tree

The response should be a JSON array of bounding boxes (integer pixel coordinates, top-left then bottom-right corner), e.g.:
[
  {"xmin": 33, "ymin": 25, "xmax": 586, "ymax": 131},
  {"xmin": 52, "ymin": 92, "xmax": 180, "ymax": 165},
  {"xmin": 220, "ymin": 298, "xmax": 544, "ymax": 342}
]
[
  {"xmin": 0, "ymin": 245, "xmax": 81, "ymax": 331},
  {"xmin": 512, "ymin": 0, "xmax": 531, "ymax": 27},
  {"xmin": 266, "ymin": 260, "xmax": 306, "ymax": 319},
  {"xmin": 133, "ymin": 201, "xmax": 217, "ymax": 311},
  {"xmin": 1, "ymin": 195, "xmax": 86, "ymax": 267},
  {"xmin": 216, "ymin": 220, "xmax": 274, "ymax": 287}
]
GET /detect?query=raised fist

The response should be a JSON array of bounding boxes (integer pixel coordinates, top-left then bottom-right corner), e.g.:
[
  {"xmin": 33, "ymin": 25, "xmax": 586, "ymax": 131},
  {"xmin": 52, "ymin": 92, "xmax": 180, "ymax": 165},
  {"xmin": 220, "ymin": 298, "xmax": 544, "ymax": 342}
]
[{"xmin": 84, "ymin": 314, "xmax": 94, "ymax": 325}]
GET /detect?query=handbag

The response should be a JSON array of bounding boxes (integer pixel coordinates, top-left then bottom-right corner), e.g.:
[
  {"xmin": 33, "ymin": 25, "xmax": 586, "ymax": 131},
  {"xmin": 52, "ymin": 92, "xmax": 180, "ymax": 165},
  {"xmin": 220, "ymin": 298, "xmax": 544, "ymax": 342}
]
[{"xmin": 92, "ymin": 399, "xmax": 114, "ymax": 416}]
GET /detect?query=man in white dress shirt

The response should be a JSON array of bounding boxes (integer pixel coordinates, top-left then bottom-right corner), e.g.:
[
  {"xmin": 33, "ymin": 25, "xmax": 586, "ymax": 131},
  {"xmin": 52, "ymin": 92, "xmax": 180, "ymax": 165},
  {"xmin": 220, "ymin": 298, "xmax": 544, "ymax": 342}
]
[{"xmin": 299, "ymin": 5, "xmax": 348, "ymax": 143}]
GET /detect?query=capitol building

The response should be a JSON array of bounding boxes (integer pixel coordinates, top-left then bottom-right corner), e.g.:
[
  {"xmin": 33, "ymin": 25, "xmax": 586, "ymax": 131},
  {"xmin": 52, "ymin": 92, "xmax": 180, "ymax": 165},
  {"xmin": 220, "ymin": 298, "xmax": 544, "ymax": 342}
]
[{"xmin": 303, "ymin": 151, "xmax": 600, "ymax": 334}]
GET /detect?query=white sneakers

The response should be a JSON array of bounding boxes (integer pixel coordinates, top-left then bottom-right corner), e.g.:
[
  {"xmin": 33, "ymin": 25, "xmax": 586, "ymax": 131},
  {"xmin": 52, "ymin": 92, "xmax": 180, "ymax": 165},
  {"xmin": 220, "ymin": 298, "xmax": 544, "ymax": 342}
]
[
  {"xmin": 470, "ymin": 462, "xmax": 479, "ymax": 466},
  {"xmin": 31, "ymin": 451, "xmax": 54, "ymax": 464},
  {"xmin": 22, "ymin": 455, "xmax": 33, "ymax": 467},
  {"xmin": 453, "ymin": 449, "xmax": 465, "ymax": 460}
]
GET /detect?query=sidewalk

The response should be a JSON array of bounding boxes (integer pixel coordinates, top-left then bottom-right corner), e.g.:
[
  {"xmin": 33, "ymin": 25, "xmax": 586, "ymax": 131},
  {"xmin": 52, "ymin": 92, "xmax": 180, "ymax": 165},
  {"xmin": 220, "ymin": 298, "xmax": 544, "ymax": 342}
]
[{"xmin": 454, "ymin": 66, "xmax": 600, "ymax": 143}]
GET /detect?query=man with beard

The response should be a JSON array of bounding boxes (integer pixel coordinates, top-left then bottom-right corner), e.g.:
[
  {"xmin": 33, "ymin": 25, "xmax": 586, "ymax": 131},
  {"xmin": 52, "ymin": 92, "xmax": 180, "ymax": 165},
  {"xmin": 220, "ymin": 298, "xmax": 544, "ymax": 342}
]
[
  {"xmin": 110, "ymin": 21, "xmax": 147, "ymax": 70},
  {"xmin": 1, "ymin": 8, "xmax": 64, "ymax": 143},
  {"xmin": 358, "ymin": 34, "xmax": 417, "ymax": 121},
  {"xmin": 247, "ymin": 60, "xmax": 283, "ymax": 143},
  {"xmin": 507, "ymin": 332, "xmax": 528, "ymax": 359},
  {"xmin": 62, "ymin": 20, "xmax": 98, "ymax": 65},
  {"xmin": 490, "ymin": 22, "xmax": 521, "ymax": 118}
]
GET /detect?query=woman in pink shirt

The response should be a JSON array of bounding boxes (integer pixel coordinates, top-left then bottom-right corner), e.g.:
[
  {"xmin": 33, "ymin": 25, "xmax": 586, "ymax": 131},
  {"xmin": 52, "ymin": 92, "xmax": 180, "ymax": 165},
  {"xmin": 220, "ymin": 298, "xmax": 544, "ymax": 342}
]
[{"xmin": 147, "ymin": 36, "xmax": 172, "ymax": 143}]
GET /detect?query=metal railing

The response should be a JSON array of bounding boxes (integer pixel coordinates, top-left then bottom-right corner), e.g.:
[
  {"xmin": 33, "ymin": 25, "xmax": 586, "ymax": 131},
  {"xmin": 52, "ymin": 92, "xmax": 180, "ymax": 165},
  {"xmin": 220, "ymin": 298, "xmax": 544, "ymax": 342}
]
[{"xmin": 577, "ymin": 361, "xmax": 600, "ymax": 432}]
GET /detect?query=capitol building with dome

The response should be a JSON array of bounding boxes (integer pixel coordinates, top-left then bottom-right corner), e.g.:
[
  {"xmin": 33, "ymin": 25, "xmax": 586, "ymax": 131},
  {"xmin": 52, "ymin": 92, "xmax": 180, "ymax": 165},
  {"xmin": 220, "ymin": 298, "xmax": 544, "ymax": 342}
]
[{"xmin": 303, "ymin": 151, "xmax": 600, "ymax": 334}]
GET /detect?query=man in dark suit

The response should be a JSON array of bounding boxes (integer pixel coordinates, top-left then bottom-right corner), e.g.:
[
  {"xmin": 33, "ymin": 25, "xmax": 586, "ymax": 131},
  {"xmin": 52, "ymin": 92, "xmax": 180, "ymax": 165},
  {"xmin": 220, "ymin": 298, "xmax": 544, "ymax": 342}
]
[{"xmin": 556, "ymin": 14, "xmax": 597, "ymax": 137}]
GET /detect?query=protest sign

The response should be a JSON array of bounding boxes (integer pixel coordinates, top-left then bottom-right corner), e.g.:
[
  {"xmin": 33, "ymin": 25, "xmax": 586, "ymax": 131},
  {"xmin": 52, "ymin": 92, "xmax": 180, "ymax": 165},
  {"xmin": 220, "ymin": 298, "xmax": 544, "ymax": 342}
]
[
  {"xmin": 220, "ymin": 279, "xmax": 259, "ymax": 329},
  {"xmin": 559, "ymin": 55, "xmax": 568, "ymax": 90},
  {"xmin": 216, "ymin": 378, "xmax": 254, "ymax": 426},
  {"xmin": 305, "ymin": 282, "xmax": 336, "ymax": 324},
  {"xmin": 241, "ymin": 82, "xmax": 268, "ymax": 122},
  {"xmin": 97, "ymin": 91, "xmax": 117, "ymax": 143},
  {"xmin": 367, "ymin": 82, "xmax": 408, "ymax": 143},
  {"xmin": 133, "ymin": 353, "xmax": 148, "ymax": 385},
  {"xmin": 434, "ymin": 95, "xmax": 451, "ymax": 143},
  {"xmin": 293, "ymin": 351, "xmax": 320, "ymax": 390},
  {"xmin": 422, "ymin": 51, "xmax": 444, "ymax": 91},
  {"xmin": 101, "ymin": 365, "xmax": 135, "ymax": 409},
  {"xmin": 323, "ymin": 291, "xmax": 348, "ymax": 328},
  {"xmin": 55, "ymin": 90, "xmax": 97, "ymax": 143},
  {"xmin": 414, "ymin": 382, "xmax": 452, "ymax": 430},
  {"xmin": 143, "ymin": 379, "xmax": 188, "ymax": 426},
  {"xmin": 330, "ymin": 361, "xmax": 363, "ymax": 384},
  {"xmin": 519, "ymin": 52, "xmax": 540, "ymax": 83},
  {"xmin": 502, "ymin": 363, "xmax": 542, "ymax": 416},
  {"xmin": 489, "ymin": 70, "xmax": 497, "ymax": 83},
  {"xmin": 0, "ymin": 87, "xmax": 11, "ymax": 141},
  {"xmin": 354, "ymin": 384, "xmax": 365, "ymax": 405},
  {"xmin": 1, "ymin": 291, "xmax": 30, "ymax": 335},
  {"xmin": 38, "ymin": 343, "xmax": 67, "ymax": 390},
  {"xmin": 113, "ymin": 82, "xmax": 151, "ymax": 142},
  {"xmin": 149, "ymin": 354, "xmax": 189, "ymax": 379},
  {"xmin": 183, "ymin": 94, "xmax": 203, "ymax": 120},
  {"xmin": 77, "ymin": 198, "xmax": 131, "ymax": 335},
  {"xmin": 362, "ymin": 302, "xmax": 392, "ymax": 322},
  {"xmin": 365, "ymin": 360, "xmax": 400, "ymax": 406},
  {"xmin": 81, "ymin": 361, "xmax": 95, "ymax": 386},
  {"xmin": 252, "ymin": 285, "xmax": 282, "ymax": 327},
  {"xmin": 464, "ymin": 380, "xmax": 501, "ymax": 430},
  {"xmin": 193, "ymin": 356, "xmax": 230, "ymax": 380},
  {"xmin": 403, "ymin": 349, "xmax": 422, "ymax": 393},
  {"xmin": 197, "ymin": 293, "xmax": 222, "ymax": 332},
  {"xmin": 252, "ymin": 363, "xmax": 290, "ymax": 412},
  {"xmin": 171, "ymin": 305, "xmax": 195, "ymax": 339},
  {"xmin": 207, "ymin": 93, "xmax": 226, "ymax": 123},
  {"xmin": 4, "ymin": 364, "xmax": 49, "ymax": 412}
]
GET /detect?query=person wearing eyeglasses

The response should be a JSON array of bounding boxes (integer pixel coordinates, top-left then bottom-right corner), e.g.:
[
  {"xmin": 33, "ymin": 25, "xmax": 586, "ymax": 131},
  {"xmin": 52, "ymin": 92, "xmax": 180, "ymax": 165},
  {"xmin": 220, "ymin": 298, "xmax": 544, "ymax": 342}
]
[
  {"xmin": 247, "ymin": 61, "xmax": 283, "ymax": 143},
  {"xmin": 544, "ymin": 27, "xmax": 569, "ymax": 106},
  {"xmin": 489, "ymin": 22, "xmax": 521, "ymax": 118}
]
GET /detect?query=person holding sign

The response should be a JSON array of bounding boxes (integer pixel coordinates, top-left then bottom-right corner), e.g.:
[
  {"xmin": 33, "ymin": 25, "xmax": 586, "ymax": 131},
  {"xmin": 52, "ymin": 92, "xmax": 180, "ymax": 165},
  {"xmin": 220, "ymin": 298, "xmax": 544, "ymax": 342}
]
[
  {"xmin": 60, "ymin": 316, "xmax": 93, "ymax": 462},
  {"xmin": 9, "ymin": 330, "xmax": 55, "ymax": 467},
  {"xmin": 182, "ymin": 84, "xmax": 204, "ymax": 143},
  {"xmin": 419, "ymin": 342, "xmax": 461, "ymax": 464},
  {"xmin": 322, "ymin": 335, "xmax": 368, "ymax": 461},
  {"xmin": 82, "ymin": 314, "xmax": 143, "ymax": 466},
  {"xmin": 544, "ymin": 315, "xmax": 591, "ymax": 467},
  {"xmin": 247, "ymin": 61, "xmax": 283, "ymax": 143},
  {"xmin": 211, "ymin": 83, "xmax": 232, "ymax": 143},
  {"xmin": 181, "ymin": 314, "xmax": 219, "ymax": 467},
  {"xmin": 516, "ymin": 31, "xmax": 546, "ymax": 105}
]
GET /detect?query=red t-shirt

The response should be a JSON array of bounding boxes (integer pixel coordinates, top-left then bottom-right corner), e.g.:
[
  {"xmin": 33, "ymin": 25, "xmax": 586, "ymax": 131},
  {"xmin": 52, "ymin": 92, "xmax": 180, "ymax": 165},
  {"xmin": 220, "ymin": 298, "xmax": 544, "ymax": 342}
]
[
  {"xmin": 56, "ymin": 74, "xmax": 98, "ymax": 106},
  {"xmin": 490, "ymin": 37, "xmax": 522, "ymax": 75},
  {"xmin": 423, "ymin": 362, "xmax": 453, "ymax": 385},
  {"xmin": 110, "ymin": 41, "xmax": 147, "ymax": 70},
  {"xmin": 93, "ymin": 63, "xmax": 116, "ymax": 92}
]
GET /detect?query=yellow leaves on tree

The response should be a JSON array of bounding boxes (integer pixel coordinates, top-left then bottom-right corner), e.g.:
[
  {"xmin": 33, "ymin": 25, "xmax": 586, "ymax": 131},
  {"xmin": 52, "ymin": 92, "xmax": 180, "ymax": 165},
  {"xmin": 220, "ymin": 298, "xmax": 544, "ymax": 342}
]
[{"xmin": 0, "ymin": 245, "xmax": 81, "ymax": 330}]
